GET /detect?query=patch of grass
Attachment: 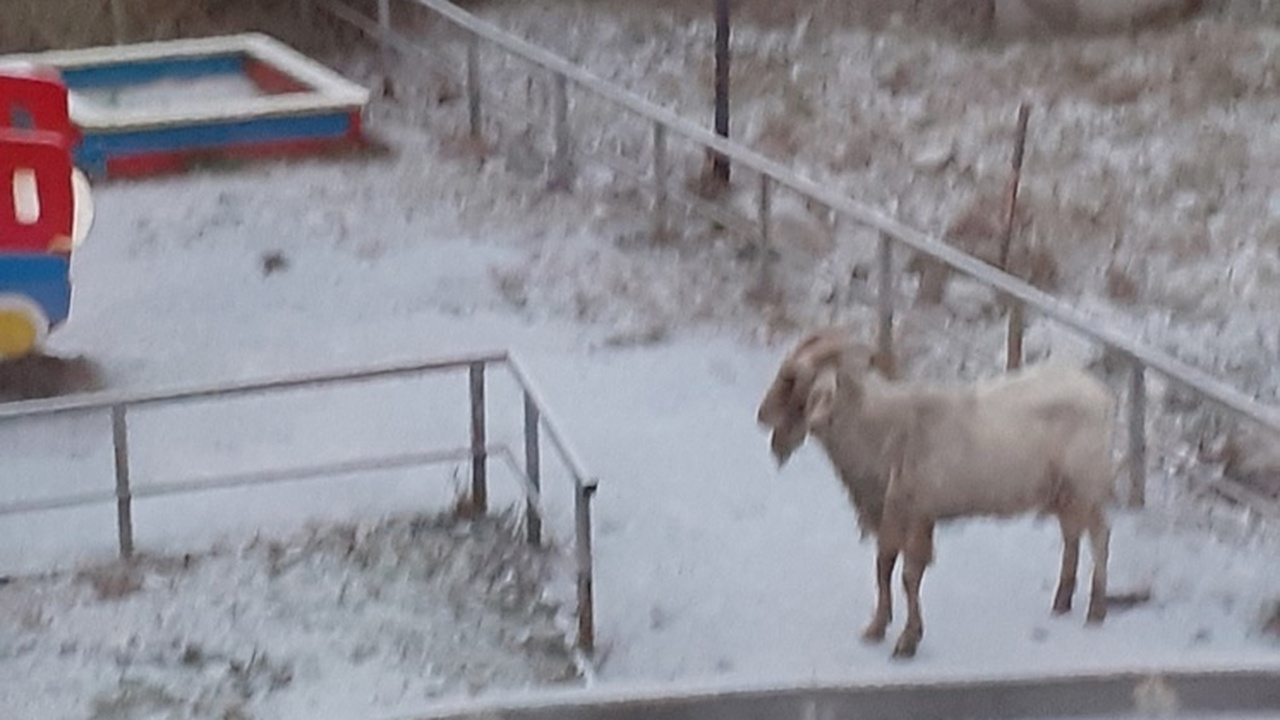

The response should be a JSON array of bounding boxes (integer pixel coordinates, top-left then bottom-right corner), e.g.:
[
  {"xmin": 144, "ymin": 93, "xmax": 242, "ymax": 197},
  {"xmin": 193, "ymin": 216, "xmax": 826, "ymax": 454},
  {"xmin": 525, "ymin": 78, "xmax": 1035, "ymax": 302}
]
[{"xmin": 77, "ymin": 564, "xmax": 144, "ymax": 601}]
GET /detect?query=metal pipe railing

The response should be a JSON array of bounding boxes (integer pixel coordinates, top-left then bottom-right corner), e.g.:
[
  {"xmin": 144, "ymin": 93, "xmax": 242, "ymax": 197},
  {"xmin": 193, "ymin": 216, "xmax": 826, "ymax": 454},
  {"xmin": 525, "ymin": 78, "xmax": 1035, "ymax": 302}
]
[
  {"xmin": 401, "ymin": 0, "xmax": 1278, "ymax": 434},
  {"xmin": 0, "ymin": 350, "xmax": 598, "ymax": 652},
  {"xmin": 0, "ymin": 351, "xmax": 511, "ymax": 419}
]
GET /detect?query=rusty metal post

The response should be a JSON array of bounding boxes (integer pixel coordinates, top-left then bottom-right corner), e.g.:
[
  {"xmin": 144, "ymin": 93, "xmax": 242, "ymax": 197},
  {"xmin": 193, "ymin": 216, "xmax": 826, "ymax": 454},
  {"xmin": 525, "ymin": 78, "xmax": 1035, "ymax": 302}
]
[
  {"xmin": 523, "ymin": 392, "xmax": 542, "ymax": 545},
  {"xmin": 997, "ymin": 103, "xmax": 1031, "ymax": 270},
  {"xmin": 877, "ymin": 233, "xmax": 896, "ymax": 379},
  {"xmin": 466, "ymin": 34, "xmax": 482, "ymax": 139},
  {"xmin": 1000, "ymin": 102, "xmax": 1031, "ymax": 372},
  {"xmin": 468, "ymin": 362, "xmax": 488, "ymax": 515},
  {"xmin": 111, "ymin": 405, "xmax": 134, "ymax": 558},
  {"xmin": 1128, "ymin": 360, "xmax": 1147, "ymax": 508},
  {"xmin": 574, "ymin": 480, "xmax": 597, "ymax": 653},
  {"xmin": 1007, "ymin": 303, "xmax": 1025, "ymax": 370},
  {"xmin": 652, "ymin": 122, "xmax": 669, "ymax": 243}
]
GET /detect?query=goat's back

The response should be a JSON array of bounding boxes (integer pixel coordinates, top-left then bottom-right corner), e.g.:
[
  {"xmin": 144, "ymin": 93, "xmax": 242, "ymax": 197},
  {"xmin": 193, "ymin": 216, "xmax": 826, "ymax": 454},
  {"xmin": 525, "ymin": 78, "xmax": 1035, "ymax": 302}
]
[{"xmin": 903, "ymin": 364, "xmax": 1114, "ymax": 519}]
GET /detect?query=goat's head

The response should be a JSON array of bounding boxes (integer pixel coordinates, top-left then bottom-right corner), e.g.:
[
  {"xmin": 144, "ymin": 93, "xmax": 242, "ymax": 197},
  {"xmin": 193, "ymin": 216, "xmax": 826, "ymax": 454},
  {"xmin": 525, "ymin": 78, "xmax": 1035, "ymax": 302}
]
[{"xmin": 756, "ymin": 327, "xmax": 878, "ymax": 467}]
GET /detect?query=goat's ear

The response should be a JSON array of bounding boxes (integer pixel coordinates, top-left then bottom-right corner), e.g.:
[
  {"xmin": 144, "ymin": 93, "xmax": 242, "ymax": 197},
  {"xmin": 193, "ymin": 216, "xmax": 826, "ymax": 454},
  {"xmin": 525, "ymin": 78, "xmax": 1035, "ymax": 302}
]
[{"xmin": 805, "ymin": 367, "xmax": 838, "ymax": 429}]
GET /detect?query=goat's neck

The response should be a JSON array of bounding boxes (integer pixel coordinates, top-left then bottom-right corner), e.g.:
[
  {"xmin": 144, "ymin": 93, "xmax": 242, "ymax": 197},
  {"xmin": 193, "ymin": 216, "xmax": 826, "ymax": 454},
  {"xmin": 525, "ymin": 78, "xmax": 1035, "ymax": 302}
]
[{"xmin": 809, "ymin": 373, "xmax": 908, "ymax": 533}]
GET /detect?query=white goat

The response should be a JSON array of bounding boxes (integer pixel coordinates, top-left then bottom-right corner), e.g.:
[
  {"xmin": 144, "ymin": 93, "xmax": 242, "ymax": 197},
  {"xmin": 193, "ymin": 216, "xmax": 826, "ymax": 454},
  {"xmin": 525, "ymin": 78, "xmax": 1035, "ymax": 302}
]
[{"xmin": 756, "ymin": 327, "xmax": 1115, "ymax": 658}]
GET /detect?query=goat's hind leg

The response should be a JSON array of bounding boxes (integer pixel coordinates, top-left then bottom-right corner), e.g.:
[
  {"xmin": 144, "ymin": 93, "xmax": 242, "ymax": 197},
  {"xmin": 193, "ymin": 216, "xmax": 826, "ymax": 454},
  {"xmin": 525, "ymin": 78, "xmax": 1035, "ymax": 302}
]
[
  {"xmin": 863, "ymin": 545, "xmax": 897, "ymax": 643},
  {"xmin": 1085, "ymin": 509, "xmax": 1110, "ymax": 624}
]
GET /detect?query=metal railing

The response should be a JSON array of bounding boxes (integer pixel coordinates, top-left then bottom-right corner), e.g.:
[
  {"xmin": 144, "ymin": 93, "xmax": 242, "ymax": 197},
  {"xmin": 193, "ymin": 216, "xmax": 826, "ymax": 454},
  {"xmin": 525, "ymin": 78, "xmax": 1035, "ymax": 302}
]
[
  {"xmin": 407, "ymin": 668, "xmax": 1280, "ymax": 720},
  {"xmin": 319, "ymin": 0, "xmax": 1280, "ymax": 514},
  {"xmin": 0, "ymin": 350, "xmax": 598, "ymax": 652}
]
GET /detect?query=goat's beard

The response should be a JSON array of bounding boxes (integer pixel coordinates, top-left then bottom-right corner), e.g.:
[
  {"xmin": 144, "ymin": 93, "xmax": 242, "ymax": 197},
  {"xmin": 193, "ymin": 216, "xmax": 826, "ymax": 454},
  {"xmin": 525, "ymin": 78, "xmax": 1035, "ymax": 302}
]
[{"xmin": 769, "ymin": 425, "xmax": 807, "ymax": 467}]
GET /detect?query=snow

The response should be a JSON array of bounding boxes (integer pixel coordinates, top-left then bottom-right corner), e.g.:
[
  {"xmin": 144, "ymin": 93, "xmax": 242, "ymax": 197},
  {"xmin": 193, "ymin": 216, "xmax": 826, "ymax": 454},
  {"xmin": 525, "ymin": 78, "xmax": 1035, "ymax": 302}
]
[
  {"xmin": 4, "ymin": 3, "xmax": 1280, "ymax": 718},
  {"xmin": 74, "ymin": 73, "xmax": 264, "ymax": 111}
]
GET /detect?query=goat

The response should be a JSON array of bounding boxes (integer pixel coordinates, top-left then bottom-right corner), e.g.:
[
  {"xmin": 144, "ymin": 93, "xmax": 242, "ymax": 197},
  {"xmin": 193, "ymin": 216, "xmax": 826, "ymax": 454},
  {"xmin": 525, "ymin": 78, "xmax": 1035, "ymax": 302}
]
[{"xmin": 756, "ymin": 326, "xmax": 1115, "ymax": 658}]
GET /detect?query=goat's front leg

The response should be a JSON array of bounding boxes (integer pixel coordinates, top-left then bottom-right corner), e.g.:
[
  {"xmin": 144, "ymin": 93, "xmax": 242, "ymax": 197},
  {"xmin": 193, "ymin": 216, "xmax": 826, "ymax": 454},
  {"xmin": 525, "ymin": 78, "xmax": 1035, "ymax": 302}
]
[
  {"xmin": 1053, "ymin": 515, "xmax": 1082, "ymax": 615},
  {"xmin": 893, "ymin": 519, "xmax": 934, "ymax": 659},
  {"xmin": 862, "ymin": 545, "xmax": 897, "ymax": 643}
]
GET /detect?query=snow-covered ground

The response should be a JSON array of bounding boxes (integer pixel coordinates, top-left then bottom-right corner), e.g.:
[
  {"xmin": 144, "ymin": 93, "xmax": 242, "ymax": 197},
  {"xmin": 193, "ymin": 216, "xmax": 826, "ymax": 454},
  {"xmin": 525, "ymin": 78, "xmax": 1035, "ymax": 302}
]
[{"xmin": 3, "ymin": 2, "xmax": 1280, "ymax": 718}]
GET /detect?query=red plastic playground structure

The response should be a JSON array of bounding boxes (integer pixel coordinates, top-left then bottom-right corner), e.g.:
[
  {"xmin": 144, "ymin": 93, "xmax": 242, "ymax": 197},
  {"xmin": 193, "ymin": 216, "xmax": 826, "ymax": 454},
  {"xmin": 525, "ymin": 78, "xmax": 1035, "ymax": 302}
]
[{"xmin": 1, "ymin": 64, "xmax": 93, "ymax": 358}]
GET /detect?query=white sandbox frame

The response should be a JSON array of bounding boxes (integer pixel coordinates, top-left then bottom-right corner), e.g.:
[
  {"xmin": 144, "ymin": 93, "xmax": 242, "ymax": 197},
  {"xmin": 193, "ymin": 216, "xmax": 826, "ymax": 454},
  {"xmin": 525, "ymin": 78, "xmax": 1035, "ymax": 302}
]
[{"xmin": 2, "ymin": 33, "xmax": 370, "ymax": 132}]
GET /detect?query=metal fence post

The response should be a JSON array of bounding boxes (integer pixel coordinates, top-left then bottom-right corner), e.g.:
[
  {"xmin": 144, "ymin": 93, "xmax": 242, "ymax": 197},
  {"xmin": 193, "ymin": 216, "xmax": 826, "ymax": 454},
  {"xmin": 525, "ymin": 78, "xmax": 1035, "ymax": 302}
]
[
  {"xmin": 877, "ymin": 233, "xmax": 896, "ymax": 379},
  {"xmin": 1007, "ymin": 300, "xmax": 1026, "ymax": 371},
  {"xmin": 523, "ymin": 392, "xmax": 542, "ymax": 545},
  {"xmin": 574, "ymin": 480, "xmax": 597, "ymax": 653},
  {"xmin": 468, "ymin": 362, "xmax": 488, "ymax": 515},
  {"xmin": 548, "ymin": 72, "xmax": 573, "ymax": 191},
  {"xmin": 466, "ymin": 34, "xmax": 482, "ymax": 139},
  {"xmin": 652, "ymin": 122, "xmax": 668, "ymax": 243},
  {"xmin": 758, "ymin": 174, "xmax": 772, "ymax": 246},
  {"xmin": 1128, "ymin": 360, "xmax": 1147, "ymax": 508},
  {"xmin": 377, "ymin": 0, "xmax": 392, "ymax": 49},
  {"xmin": 110, "ymin": 405, "xmax": 134, "ymax": 558}
]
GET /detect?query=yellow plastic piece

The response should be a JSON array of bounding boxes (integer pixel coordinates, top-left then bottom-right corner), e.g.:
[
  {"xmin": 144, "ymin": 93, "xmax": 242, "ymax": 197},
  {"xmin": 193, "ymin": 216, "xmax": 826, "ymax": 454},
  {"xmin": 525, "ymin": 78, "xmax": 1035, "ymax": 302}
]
[{"xmin": 0, "ymin": 307, "xmax": 40, "ymax": 358}]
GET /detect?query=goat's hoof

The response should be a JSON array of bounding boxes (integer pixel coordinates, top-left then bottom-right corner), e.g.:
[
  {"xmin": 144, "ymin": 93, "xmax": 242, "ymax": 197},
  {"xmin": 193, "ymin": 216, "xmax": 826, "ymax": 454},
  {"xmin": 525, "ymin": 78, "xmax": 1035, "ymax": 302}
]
[
  {"xmin": 891, "ymin": 635, "xmax": 920, "ymax": 659},
  {"xmin": 1085, "ymin": 607, "xmax": 1107, "ymax": 625},
  {"xmin": 1051, "ymin": 601, "xmax": 1072, "ymax": 616},
  {"xmin": 862, "ymin": 623, "xmax": 889, "ymax": 644}
]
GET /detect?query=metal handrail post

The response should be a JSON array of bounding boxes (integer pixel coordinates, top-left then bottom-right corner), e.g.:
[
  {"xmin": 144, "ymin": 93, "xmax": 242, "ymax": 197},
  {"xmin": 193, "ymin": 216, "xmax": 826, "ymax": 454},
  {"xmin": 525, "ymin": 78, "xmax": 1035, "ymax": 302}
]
[
  {"xmin": 574, "ymin": 479, "xmax": 597, "ymax": 653},
  {"xmin": 469, "ymin": 361, "xmax": 488, "ymax": 515},
  {"xmin": 523, "ymin": 391, "xmax": 542, "ymax": 545},
  {"xmin": 110, "ymin": 404, "xmax": 134, "ymax": 558}
]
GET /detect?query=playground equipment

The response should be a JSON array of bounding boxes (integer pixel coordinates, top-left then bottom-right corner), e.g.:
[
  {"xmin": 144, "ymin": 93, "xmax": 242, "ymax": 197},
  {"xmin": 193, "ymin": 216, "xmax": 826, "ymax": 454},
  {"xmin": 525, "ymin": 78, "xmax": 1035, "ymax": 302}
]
[
  {"xmin": 1, "ymin": 64, "xmax": 94, "ymax": 358},
  {"xmin": 0, "ymin": 34, "xmax": 370, "ymax": 179}
]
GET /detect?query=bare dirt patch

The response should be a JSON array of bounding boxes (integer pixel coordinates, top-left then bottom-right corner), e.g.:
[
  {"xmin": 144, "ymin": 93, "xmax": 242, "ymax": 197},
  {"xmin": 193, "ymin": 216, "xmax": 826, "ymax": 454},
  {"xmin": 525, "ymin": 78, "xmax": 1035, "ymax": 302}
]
[{"xmin": 0, "ymin": 354, "xmax": 102, "ymax": 402}]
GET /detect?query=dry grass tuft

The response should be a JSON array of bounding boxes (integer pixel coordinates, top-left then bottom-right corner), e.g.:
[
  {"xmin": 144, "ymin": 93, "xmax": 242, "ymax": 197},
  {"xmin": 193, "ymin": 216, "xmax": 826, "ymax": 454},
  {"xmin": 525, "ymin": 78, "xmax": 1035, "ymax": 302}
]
[{"xmin": 77, "ymin": 563, "xmax": 144, "ymax": 601}]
